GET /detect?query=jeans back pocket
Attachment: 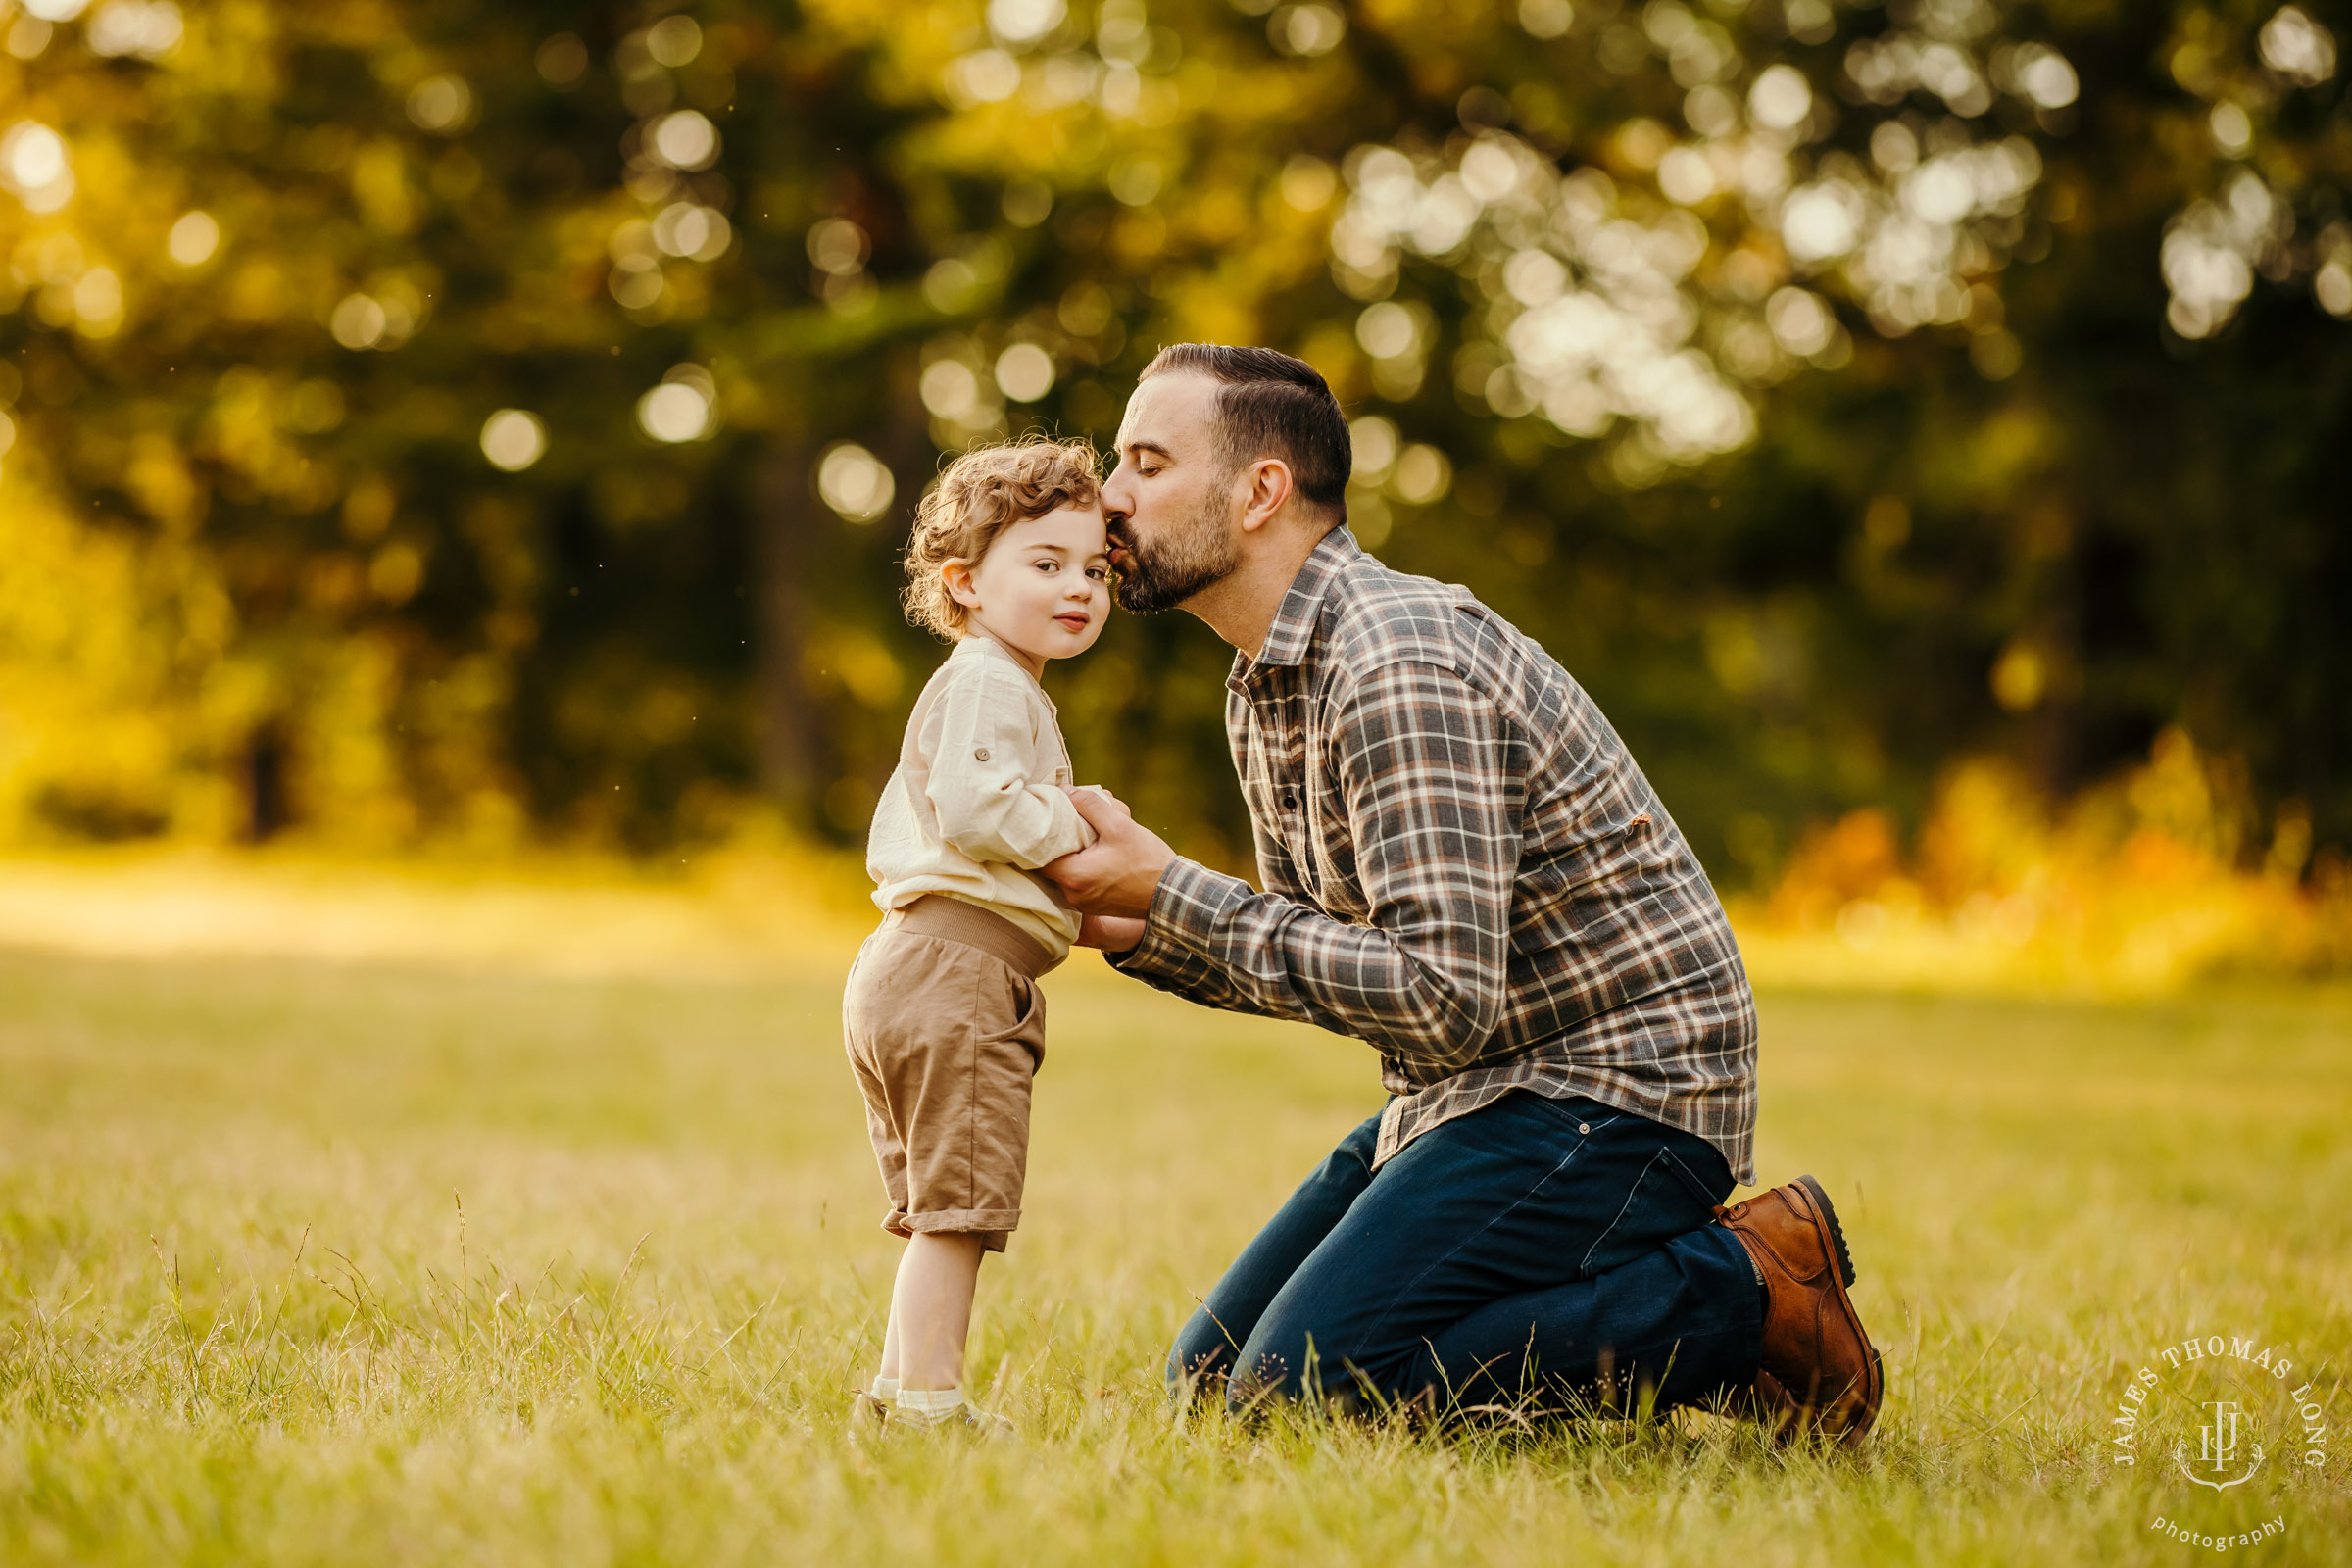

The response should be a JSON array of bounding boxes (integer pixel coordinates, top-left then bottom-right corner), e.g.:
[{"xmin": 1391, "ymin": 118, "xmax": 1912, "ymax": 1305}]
[{"xmin": 1576, "ymin": 1147, "xmax": 1728, "ymax": 1280}]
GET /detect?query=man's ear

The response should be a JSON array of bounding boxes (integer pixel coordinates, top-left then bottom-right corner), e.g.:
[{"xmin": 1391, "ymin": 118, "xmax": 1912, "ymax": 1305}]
[
  {"xmin": 1236, "ymin": 458, "xmax": 1296, "ymax": 535},
  {"xmin": 942, "ymin": 558, "xmax": 981, "ymax": 610}
]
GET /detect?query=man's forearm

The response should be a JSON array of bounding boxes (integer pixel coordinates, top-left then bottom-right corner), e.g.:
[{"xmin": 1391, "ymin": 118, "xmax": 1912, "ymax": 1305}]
[
  {"xmin": 1119, "ymin": 858, "xmax": 1505, "ymax": 1070},
  {"xmin": 1105, "ymin": 863, "xmax": 1251, "ymax": 1013}
]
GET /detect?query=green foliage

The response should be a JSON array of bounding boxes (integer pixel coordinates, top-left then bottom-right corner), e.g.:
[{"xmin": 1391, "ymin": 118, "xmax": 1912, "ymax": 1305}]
[{"xmin": 0, "ymin": 0, "xmax": 2345, "ymax": 876}]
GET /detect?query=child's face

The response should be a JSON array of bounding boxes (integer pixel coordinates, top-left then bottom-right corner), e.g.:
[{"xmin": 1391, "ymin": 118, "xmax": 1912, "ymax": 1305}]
[{"xmin": 950, "ymin": 503, "xmax": 1112, "ymax": 673}]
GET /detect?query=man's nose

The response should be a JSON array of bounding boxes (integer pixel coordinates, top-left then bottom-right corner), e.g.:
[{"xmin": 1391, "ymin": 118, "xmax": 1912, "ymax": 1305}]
[{"xmin": 1101, "ymin": 467, "xmax": 1135, "ymax": 521}]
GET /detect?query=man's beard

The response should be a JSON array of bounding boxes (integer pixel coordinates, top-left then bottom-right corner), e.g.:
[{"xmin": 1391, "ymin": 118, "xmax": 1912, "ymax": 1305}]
[{"xmin": 1110, "ymin": 491, "xmax": 1241, "ymax": 614}]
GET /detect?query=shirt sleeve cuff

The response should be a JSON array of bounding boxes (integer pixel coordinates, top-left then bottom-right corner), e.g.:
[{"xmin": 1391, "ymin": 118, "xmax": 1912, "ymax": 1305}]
[
  {"xmin": 1021, "ymin": 787, "xmax": 1093, "ymax": 866},
  {"xmin": 1114, "ymin": 858, "xmax": 1254, "ymax": 980}
]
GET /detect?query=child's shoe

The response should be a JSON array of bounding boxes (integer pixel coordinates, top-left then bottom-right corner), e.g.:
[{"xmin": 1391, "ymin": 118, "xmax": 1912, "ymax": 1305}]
[
  {"xmin": 893, "ymin": 1387, "xmax": 1014, "ymax": 1441},
  {"xmin": 953, "ymin": 1403, "xmax": 1015, "ymax": 1441},
  {"xmin": 847, "ymin": 1375, "xmax": 897, "ymax": 1438}
]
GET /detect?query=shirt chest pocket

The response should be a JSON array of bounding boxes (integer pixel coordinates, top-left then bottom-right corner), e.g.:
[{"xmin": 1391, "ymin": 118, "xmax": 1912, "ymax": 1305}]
[
  {"xmin": 1245, "ymin": 723, "xmax": 1314, "ymax": 882},
  {"xmin": 1250, "ymin": 727, "xmax": 1370, "ymax": 921}
]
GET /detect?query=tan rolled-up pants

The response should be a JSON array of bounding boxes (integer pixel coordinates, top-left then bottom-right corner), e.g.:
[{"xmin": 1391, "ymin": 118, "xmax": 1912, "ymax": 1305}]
[{"xmin": 842, "ymin": 895, "xmax": 1054, "ymax": 1253}]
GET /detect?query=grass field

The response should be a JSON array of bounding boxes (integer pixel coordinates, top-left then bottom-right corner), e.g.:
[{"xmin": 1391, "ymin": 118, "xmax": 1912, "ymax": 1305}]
[{"xmin": 2, "ymin": 939, "xmax": 2347, "ymax": 1565}]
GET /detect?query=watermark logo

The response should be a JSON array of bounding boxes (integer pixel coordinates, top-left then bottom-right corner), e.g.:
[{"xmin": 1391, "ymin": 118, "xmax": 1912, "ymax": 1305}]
[
  {"xmin": 2181, "ymin": 1397, "xmax": 2261, "ymax": 1491},
  {"xmin": 2110, "ymin": 1330, "xmax": 2330, "ymax": 1549},
  {"xmin": 2147, "ymin": 1516, "xmax": 2284, "ymax": 1553}
]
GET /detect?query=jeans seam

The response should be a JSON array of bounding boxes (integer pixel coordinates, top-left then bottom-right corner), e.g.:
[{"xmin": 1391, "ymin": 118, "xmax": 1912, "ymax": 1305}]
[
  {"xmin": 1351, "ymin": 1134, "xmax": 1592, "ymax": 1365},
  {"xmin": 1576, "ymin": 1148, "xmax": 1671, "ymax": 1278}
]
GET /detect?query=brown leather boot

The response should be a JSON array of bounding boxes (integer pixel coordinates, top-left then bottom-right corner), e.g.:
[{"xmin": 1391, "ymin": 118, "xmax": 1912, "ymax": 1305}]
[
  {"xmin": 1715, "ymin": 1174, "xmax": 1883, "ymax": 1446},
  {"xmin": 1737, "ymin": 1367, "xmax": 1801, "ymax": 1440}
]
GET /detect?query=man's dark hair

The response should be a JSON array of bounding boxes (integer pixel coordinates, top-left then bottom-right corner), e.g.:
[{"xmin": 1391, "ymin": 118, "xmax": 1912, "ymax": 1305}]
[{"xmin": 1140, "ymin": 343, "xmax": 1350, "ymax": 514}]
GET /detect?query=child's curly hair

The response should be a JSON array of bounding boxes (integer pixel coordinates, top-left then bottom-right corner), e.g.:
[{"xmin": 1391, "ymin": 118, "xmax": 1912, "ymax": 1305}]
[{"xmin": 902, "ymin": 436, "xmax": 1102, "ymax": 640}]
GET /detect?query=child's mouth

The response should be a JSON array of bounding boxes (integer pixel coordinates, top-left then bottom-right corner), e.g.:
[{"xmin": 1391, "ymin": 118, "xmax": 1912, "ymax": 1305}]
[{"xmin": 1054, "ymin": 613, "xmax": 1091, "ymax": 633}]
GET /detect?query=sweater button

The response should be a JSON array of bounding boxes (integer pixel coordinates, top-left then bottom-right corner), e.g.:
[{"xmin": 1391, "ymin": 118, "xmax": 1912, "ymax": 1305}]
[{"xmin": 975, "ymin": 747, "xmax": 991, "ymax": 761}]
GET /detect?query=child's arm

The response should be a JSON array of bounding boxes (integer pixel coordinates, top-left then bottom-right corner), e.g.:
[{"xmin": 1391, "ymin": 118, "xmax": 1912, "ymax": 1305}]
[{"xmin": 927, "ymin": 668, "xmax": 1093, "ymax": 870}]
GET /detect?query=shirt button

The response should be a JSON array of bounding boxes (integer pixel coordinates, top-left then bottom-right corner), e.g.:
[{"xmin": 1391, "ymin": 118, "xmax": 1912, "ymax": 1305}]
[{"xmin": 974, "ymin": 748, "xmax": 991, "ymax": 761}]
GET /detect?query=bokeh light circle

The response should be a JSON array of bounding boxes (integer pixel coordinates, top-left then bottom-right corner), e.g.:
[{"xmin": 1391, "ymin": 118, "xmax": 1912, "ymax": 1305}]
[
  {"xmin": 994, "ymin": 343, "xmax": 1054, "ymax": 403},
  {"xmin": 637, "ymin": 380, "xmax": 712, "ymax": 443},
  {"xmin": 817, "ymin": 442, "xmax": 896, "ymax": 522},
  {"xmin": 167, "ymin": 210, "xmax": 219, "ymax": 266},
  {"xmin": 480, "ymin": 410, "xmax": 548, "ymax": 472}
]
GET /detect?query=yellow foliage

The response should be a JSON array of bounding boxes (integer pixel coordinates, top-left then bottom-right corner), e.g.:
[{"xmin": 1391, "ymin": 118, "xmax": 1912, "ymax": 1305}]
[
  {"xmin": 1737, "ymin": 728, "xmax": 2350, "ymax": 993},
  {"xmin": 0, "ymin": 484, "xmax": 213, "ymax": 839},
  {"xmin": 352, "ymin": 139, "xmax": 417, "ymax": 235}
]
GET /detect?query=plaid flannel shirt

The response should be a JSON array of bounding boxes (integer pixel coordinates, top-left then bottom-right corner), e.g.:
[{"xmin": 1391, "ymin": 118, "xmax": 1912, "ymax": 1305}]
[{"xmin": 1114, "ymin": 527, "xmax": 1757, "ymax": 1183}]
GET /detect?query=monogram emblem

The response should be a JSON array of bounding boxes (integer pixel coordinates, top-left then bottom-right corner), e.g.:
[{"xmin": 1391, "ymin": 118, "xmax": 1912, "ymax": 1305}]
[{"xmin": 2175, "ymin": 1398, "xmax": 2265, "ymax": 1492}]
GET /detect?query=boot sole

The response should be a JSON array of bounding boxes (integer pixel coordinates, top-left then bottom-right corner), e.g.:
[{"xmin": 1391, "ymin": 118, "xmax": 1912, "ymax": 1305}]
[
  {"xmin": 1789, "ymin": 1173, "xmax": 1881, "ymax": 1445},
  {"xmin": 1793, "ymin": 1173, "xmax": 1856, "ymax": 1288}
]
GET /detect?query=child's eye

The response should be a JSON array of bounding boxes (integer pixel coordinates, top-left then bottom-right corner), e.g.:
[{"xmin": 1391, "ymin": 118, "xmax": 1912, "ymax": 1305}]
[
  {"xmin": 1086, "ymin": 565, "xmax": 1110, "ymax": 582},
  {"xmin": 1034, "ymin": 560, "xmax": 1059, "ymax": 573}
]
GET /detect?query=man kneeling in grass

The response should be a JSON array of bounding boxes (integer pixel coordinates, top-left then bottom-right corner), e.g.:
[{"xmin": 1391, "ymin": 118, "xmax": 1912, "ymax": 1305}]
[{"xmin": 1045, "ymin": 345, "xmax": 1882, "ymax": 1442}]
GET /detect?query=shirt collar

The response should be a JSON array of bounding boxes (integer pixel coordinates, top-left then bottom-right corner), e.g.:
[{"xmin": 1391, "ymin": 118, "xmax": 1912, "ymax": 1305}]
[
  {"xmin": 1250, "ymin": 526, "xmax": 1362, "ymax": 673},
  {"xmin": 954, "ymin": 630, "xmax": 1055, "ymax": 711}
]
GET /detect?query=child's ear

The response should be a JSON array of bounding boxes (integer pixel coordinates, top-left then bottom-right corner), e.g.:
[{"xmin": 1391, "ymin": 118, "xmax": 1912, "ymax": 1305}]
[{"xmin": 942, "ymin": 558, "xmax": 982, "ymax": 611}]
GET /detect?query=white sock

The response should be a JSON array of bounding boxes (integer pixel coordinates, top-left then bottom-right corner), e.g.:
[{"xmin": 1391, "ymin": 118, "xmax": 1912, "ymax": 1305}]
[
  {"xmin": 895, "ymin": 1386, "xmax": 965, "ymax": 1425},
  {"xmin": 866, "ymin": 1375, "xmax": 899, "ymax": 1404}
]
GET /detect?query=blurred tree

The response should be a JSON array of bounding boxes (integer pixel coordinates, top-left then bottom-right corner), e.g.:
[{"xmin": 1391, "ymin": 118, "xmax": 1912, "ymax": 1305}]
[{"xmin": 0, "ymin": 0, "xmax": 2344, "ymax": 882}]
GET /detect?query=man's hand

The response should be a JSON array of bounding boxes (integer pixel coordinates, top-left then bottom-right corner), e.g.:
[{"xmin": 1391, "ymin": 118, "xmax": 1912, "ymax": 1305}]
[{"xmin": 1044, "ymin": 786, "xmax": 1177, "ymax": 923}]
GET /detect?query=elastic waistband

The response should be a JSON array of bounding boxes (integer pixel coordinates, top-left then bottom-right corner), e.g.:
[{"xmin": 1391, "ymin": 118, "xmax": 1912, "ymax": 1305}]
[{"xmin": 880, "ymin": 895, "xmax": 1056, "ymax": 982}]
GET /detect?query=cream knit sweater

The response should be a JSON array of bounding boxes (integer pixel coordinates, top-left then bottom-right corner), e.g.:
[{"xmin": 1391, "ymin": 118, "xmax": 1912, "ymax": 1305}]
[{"xmin": 866, "ymin": 635, "xmax": 1095, "ymax": 959}]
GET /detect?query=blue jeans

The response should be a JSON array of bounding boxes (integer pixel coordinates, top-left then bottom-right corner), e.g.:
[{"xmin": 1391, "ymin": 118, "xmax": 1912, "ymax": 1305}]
[{"xmin": 1167, "ymin": 1092, "xmax": 1763, "ymax": 1420}]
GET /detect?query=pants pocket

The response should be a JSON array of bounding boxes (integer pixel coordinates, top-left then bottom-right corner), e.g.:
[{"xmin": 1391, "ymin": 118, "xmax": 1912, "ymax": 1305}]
[
  {"xmin": 974, "ymin": 967, "xmax": 1047, "ymax": 1073},
  {"xmin": 1576, "ymin": 1147, "xmax": 1724, "ymax": 1280}
]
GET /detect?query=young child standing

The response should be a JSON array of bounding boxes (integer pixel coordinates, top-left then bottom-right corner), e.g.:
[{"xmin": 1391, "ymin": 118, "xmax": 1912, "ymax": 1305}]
[{"xmin": 846, "ymin": 438, "xmax": 1111, "ymax": 1435}]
